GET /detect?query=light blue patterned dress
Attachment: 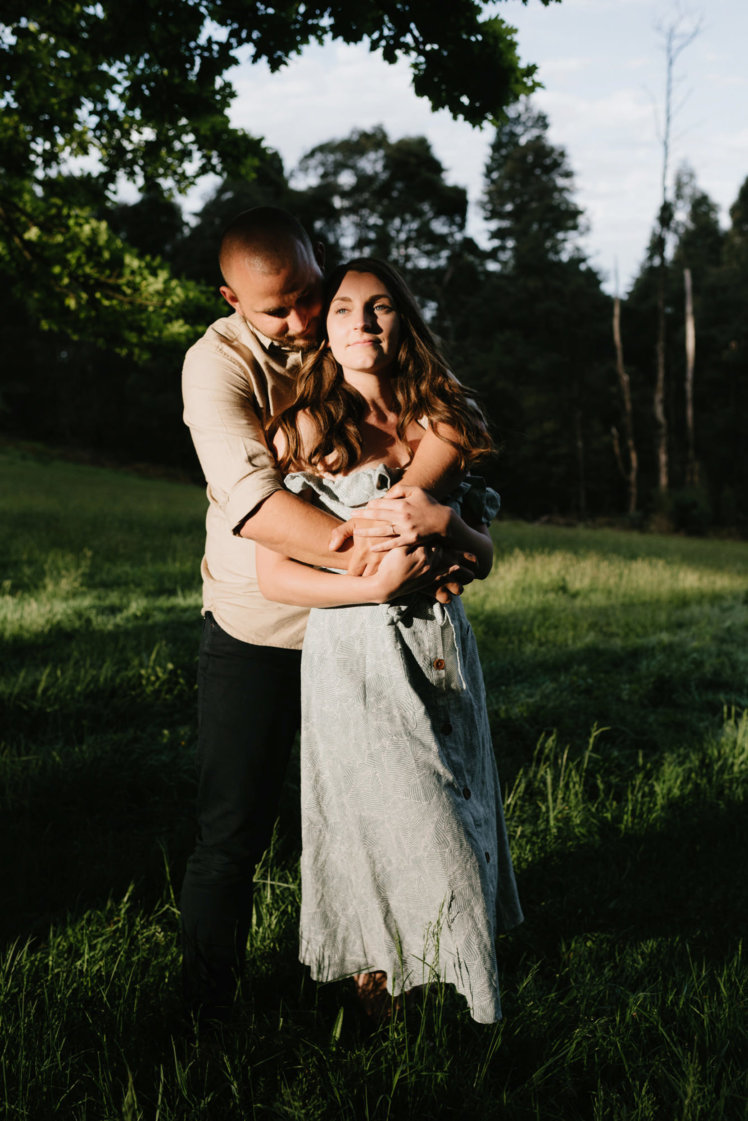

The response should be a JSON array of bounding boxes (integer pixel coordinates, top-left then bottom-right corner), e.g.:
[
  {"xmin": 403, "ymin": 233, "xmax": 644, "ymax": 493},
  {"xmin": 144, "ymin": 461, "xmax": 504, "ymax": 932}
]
[{"xmin": 284, "ymin": 464, "xmax": 523, "ymax": 1023}]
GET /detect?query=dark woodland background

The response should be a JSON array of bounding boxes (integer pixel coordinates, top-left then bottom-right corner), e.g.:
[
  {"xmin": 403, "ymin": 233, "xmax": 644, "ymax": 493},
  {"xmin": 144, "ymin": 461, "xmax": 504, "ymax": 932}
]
[{"xmin": 2, "ymin": 3, "xmax": 746, "ymax": 533}]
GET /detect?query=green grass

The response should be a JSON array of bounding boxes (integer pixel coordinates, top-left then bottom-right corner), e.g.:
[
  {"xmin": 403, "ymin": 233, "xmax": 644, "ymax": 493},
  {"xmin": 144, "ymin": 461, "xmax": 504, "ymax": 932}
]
[{"xmin": 1, "ymin": 445, "xmax": 747, "ymax": 1119}]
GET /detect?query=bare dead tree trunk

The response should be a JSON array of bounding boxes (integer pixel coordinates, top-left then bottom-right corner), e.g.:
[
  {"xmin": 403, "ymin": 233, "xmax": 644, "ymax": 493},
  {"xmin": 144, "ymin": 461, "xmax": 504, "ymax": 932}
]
[
  {"xmin": 654, "ymin": 32, "xmax": 674, "ymax": 496},
  {"xmin": 652, "ymin": 14, "xmax": 700, "ymax": 497},
  {"xmin": 654, "ymin": 235, "xmax": 669, "ymax": 493},
  {"xmin": 612, "ymin": 295, "xmax": 638, "ymax": 514},
  {"xmin": 683, "ymin": 266, "xmax": 697, "ymax": 485}
]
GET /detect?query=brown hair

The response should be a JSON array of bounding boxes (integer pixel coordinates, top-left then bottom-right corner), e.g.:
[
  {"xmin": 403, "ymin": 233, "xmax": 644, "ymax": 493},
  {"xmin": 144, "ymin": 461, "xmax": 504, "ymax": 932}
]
[{"xmin": 269, "ymin": 257, "xmax": 492, "ymax": 474}]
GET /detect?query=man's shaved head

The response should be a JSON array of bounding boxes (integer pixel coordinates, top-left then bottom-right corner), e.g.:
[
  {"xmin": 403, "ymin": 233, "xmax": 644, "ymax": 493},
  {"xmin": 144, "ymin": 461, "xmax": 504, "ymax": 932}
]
[
  {"xmin": 218, "ymin": 206, "xmax": 324, "ymax": 347},
  {"xmin": 219, "ymin": 207, "xmax": 316, "ymax": 285}
]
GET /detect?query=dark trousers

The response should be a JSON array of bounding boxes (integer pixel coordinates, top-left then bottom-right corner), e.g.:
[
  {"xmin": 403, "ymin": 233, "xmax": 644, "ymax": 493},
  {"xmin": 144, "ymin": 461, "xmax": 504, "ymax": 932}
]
[{"xmin": 179, "ymin": 612, "xmax": 302, "ymax": 1013}]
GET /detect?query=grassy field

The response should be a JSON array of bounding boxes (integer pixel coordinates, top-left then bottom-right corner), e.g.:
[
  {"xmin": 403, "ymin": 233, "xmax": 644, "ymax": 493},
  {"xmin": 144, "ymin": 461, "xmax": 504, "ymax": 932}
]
[{"xmin": 1, "ymin": 444, "xmax": 747, "ymax": 1120}]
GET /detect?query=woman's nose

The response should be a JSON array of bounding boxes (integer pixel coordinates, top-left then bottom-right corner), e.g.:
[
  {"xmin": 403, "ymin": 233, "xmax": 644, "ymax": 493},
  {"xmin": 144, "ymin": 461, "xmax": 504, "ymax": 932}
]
[{"xmin": 354, "ymin": 306, "xmax": 378, "ymax": 331}]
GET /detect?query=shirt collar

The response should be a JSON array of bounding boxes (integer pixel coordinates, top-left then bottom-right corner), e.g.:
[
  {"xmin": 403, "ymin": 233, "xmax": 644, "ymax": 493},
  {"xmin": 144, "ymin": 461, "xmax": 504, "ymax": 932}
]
[{"xmin": 240, "ymin": 316, "xmax": 311, "ymax": 371}]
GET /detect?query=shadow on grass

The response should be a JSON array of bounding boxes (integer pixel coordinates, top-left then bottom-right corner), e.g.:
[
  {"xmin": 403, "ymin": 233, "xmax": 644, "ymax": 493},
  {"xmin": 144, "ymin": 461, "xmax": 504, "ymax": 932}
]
[
  {"xmin": 473, "ymin": 593, "xmax": 748, "ymax": 771},
  {"xmin": 512, "ymin": 793, "xmax": 748, "ymax": 970},
  {"xmin": 0, "ymin": 720, "xmax": 304, "ymax": 950}
]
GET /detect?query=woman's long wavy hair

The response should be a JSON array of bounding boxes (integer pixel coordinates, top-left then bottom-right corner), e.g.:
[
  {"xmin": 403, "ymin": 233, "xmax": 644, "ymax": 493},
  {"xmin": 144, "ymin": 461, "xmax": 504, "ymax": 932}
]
[{"xmin": 269, "ymin": 257, "xmax": 493, "ymax": 475}]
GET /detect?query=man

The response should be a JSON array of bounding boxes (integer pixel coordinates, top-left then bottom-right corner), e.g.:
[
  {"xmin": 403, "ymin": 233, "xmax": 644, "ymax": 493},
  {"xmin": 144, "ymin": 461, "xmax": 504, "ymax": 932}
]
[{"xmin": 180, "ymin": 206, "xmax": 466, "ymax": 1021}]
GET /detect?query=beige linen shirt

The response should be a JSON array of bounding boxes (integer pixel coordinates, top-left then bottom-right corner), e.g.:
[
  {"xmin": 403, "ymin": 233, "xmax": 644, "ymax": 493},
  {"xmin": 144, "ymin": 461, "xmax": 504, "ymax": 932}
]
[{"xmin": 182, "ymin": 312, "xmax": 310, "ymax": 649}]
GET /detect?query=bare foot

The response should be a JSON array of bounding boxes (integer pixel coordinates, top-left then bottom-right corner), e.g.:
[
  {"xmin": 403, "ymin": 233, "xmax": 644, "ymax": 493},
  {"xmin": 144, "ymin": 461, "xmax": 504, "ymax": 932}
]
[{"xmin": 353, "ymin": 971, "xmax": 391, "ymax": 1023}]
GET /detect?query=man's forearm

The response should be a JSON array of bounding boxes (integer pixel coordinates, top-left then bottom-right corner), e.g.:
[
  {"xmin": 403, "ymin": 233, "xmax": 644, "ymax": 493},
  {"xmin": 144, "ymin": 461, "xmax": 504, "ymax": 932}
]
[
  {"xmin": 244, "ymin": 427, "xmax": 464, "ymax": 574},
  {"xmin": 238, "ymin": 489, "xmax": 355, "ymax": 569}
]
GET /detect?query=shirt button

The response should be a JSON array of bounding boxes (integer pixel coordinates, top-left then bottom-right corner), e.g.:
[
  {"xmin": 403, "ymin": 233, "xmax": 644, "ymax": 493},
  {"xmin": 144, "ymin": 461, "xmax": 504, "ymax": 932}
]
[
  {"xmin": 485, "ymin": 851, "xmax": 491, "ymax": 863},
  {"xmin": 433, "ymin": 658, "xmax": 446, "ymax": 671},
  {"xmin": 463, "ymin": 786, "xmax": 471, "ymax": 799},
  {"xmin": 442, "ymin": 722, "xmax": 453, "ymax": 735}
]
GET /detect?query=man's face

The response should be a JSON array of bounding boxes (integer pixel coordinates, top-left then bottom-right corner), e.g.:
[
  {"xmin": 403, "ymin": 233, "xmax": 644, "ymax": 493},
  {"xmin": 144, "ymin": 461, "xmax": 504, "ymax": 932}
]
[{"xmin": 220, "ymin": 240, "xmax": 324, "ymax": 348}]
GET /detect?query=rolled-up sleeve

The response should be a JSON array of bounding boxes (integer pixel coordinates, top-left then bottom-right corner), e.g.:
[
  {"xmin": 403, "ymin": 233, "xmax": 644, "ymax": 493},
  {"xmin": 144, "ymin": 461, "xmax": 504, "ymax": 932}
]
[{"xmin": 182, "ymin": 339, "xmax": 284, "ymax": 534}]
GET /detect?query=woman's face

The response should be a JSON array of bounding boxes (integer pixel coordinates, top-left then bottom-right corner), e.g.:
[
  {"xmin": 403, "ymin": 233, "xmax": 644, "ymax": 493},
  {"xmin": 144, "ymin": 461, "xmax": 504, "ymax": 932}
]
[{"xmin": 325, "ymin": 270, "xmax": 401, "ymax": 376}]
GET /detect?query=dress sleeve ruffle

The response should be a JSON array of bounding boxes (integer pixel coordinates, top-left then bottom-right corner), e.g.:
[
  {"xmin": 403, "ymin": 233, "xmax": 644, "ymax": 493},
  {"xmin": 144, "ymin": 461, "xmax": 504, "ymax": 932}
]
[{"xmin": 449, "ymin": 475, "xmax": 501, "ymax": 525}]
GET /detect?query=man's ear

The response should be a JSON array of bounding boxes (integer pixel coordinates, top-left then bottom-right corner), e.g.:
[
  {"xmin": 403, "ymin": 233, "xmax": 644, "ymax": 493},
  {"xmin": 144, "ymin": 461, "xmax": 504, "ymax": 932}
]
[
  {"xmin": 219, "ymin": 285, "xmax": 241, "ymax": 311},
  {"xmin": 313, "ymin": 241, "xmax": 325, "ymax": 270}
]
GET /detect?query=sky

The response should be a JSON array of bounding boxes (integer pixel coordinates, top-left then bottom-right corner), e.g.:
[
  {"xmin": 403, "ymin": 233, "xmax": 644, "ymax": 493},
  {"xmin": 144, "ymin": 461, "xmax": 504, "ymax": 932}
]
[{"xmin": 202, "ymin": 0, "xmax": 748, "ymax": 294}]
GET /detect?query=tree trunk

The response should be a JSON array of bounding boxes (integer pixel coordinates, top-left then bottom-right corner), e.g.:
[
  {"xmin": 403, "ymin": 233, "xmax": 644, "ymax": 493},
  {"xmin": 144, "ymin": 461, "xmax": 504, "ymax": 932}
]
[
  {"xmin": 683, "ymin": 266, "xmax": 697, "ymax": 485},
  {"xmin": 573, "ymin": 404, "xmax": 587, "ymax": 520},
  {"xmin": 654, "ymin": 257, "xmax": 669, "ymax": 493},
  {"xmin": 651, "ymin": 16, "xmax": 699, "ymax": 497},
  {"xmin": 612, "ymin": 295, "xmax": 638, "ymax": 514}
]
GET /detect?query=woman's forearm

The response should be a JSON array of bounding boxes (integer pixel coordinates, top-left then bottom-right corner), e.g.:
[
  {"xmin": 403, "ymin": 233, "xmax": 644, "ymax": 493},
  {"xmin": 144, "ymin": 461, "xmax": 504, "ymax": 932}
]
[
  {"xmin": 256, "ymin": 543, "xmax": 436, "ymax": 607},
  {"xmin": 400, "ymin": 425, "xmax": 464, "ymax": 496},
  {"xmin": 256, "ymin": 549, "xmax": 381, "ymax": 607}
]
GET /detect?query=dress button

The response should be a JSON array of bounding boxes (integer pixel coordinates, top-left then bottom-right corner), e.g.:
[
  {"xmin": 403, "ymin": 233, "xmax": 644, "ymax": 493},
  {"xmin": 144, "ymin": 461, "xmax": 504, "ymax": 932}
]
[
  {"xmin": 463, "ymin": 786, "xmax": 471, "ymax": 799},
  {"xmin": 442, "ymin": 722, "xmax": 453, "ymax": 735},
  {"xmin": 485, "ymin": 851, "xmax": 491, "ymax": 863},
  {"xmin": 433, "ymin": 658, "xmax": 446, "ymax": 671}
]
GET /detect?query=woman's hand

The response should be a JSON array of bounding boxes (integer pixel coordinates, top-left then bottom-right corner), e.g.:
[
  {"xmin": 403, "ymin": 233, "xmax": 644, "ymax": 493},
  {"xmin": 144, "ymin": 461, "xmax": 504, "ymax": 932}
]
[
  {"xmin": 329, "ymin": 516, "xmax": 394, "ymax": 574},
  {"xmin": 346, "ymin": 484, "xmax": 452, "ymax": 552},
  {"xmin": 369, "ymin": 543, "xmax": 449, "ymax": 603}
]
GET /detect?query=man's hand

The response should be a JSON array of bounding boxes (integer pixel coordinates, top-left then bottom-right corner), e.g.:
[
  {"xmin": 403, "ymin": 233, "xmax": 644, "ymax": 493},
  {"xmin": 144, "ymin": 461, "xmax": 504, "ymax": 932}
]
[{"xmin": 430, "ymin": 546, "xmax": 478, "ymax": 603}]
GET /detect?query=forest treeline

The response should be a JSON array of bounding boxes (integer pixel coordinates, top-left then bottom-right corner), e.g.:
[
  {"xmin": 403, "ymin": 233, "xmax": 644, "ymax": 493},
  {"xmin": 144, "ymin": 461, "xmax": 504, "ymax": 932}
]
[{"xmin": 2, "ymin": 102, "xmax": 746, "ymax": 531}]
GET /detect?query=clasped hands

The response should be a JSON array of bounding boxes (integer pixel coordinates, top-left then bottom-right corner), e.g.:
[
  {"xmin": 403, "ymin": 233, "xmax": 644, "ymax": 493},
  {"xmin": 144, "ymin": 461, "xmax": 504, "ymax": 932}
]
[{"xmin": 329, "ymin": 483, "xmax": 476, "ymax": 603}]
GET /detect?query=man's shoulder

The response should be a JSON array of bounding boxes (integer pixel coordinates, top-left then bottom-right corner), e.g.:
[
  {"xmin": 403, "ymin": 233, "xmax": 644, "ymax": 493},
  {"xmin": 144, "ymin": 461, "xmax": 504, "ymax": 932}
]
[
  {"xmin": 183, "ymin": 312, "xmax": 275, "ymax": 384},
  {"xmin": 185, "ymin": 312, "xmax": 249, "ymax": 361}
]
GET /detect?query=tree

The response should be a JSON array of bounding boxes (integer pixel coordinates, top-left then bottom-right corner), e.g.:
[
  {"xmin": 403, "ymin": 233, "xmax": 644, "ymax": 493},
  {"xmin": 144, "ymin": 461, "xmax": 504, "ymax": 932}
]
[
  {"xmin": 294, "ymin": 126, "xmax": 467, "ymax": 304},
  {"xmin": 671, "ymin": 166, "xmax": 724, "ymax": 490},
  {"xmin": 650, "ymin": 12, "xmax": 700, "ymax": 495},
  {"xmin": 691, "ymin": 177, "xmax": 748, "ymax": 526},
  {"xmin": 0, "ymin": 1, "xmax": 557, "ymax": 353},
  {"xmin": 0, "ymin": 172, "xmax": 216, "ymax": 469},
  {"xmin": 172, "ymin": 148, "xmax": 293, "ymax": 287},
  {"xmin": 625, "ymin": 169, "xmax": 741, "ymax": 527},
  {"xmin": 612, "ymin": 286, "xmax": 639, "ymax": 516},
  {"xmin": 473, "ymin": 101, "xmax": 612, "ymax": 518},
  {"xmin": 105, "ymin": 190, "xmax": 187, "ymax": 263},
  {"xmin": 482, "ymin": 100, "xmax": 585, "ymax": 269},
  {"xmin": 1, "ymin": 1, "xmax": 552, "ymax": 189}
]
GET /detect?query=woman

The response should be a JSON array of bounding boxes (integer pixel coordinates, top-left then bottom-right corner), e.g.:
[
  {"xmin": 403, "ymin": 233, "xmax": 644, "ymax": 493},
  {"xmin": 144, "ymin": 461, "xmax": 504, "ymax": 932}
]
[{"xmin": 256, "ymin": 259, "xmax": 522, "ymax": 1024}]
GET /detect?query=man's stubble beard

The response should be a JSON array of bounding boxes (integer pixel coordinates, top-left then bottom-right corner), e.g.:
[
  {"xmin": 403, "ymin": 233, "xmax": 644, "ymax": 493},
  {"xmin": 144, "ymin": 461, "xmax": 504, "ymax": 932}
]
[{"xmin": 281, "ymin": 323, "xmax": 323, "ymax": 353}]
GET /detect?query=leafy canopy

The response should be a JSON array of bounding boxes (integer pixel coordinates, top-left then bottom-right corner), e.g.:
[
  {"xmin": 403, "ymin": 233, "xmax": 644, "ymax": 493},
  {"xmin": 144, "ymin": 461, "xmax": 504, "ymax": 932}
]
[
  {"xmin": 1, "ymin": 0, "xmax": 558, "ymax": 191},
  {"xmin": 0, "ymin": 1, "xmax": 558, "ymax": 359}
]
